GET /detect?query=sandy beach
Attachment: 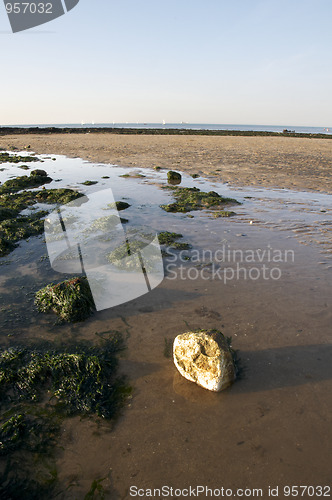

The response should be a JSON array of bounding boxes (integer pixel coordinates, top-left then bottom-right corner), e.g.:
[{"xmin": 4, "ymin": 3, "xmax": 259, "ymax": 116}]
[
  {"xmin": 0, "ymin": 134, "xmax": 331, "ymax": 498},
  {"xmin": 2, "ymin": 133, "xmax": 332, "ymax": 193}
]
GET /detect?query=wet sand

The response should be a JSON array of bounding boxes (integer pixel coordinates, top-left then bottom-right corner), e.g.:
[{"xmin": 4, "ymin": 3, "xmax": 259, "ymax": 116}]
[
  {"xmin": 2, "ymin": 133, "xmax": 332, "ymax": 193},
  {"xmin": 0, "ymin": 139, "xmax": 331, "ymax": 498}
]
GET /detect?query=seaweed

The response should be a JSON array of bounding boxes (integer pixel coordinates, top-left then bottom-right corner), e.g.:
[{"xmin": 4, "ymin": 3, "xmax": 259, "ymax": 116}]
[
  {"xmin": 0, "ymin": 335, "xmax": 130, "ymax": 499},
  {"xmin": 119, "ymin": 173, "xmax": 146, "ymax": 178},
  {"xmin": 0, "ymin": 183, "xmax": 83, "ymax": 256},
  {"xmin": 107, "ymin": 239, "xmax": 150, "ymax": 271},
  {"xmin": 0, "ymin": 210, "xmax": 48, "ymax": 256},
  {"xmin": 0, "ymin": 171, "xmax": 52, "ymax": 195},
  {"xmin": 0, "ymin": 152, "xmax": 39, "ymax": 164},
  {"xmin": 160, "ymin": 186, "xmax": 241, "ymax": 213},
  {"xmin": 81, "ymin": 180, "xmax": 98, "ymax": 186},
  {"xmin": 167, "ymin": 171, "xmax": 182, "ymax": 184},
  {"xmin": 158, "ymin": 231, "xmax": 191, "ymax": 250},
  {"xmin": 35, "ymin": 277, "xmax": 96, "ymax": 323},
  {"xmin": 210, "ymin": 210, "xmax": 236, "ymax": 218},
  {"xmin": 115, "ymin": 201, "xmax": 130, "ymax": 211},
  {"xmin": 0, "ymin": 207, "xmax": 18, "ymax": 222}
]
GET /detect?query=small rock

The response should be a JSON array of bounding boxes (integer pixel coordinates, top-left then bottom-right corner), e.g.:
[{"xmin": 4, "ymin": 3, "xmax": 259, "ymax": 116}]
[
  {"xmin": 30, "ymin": 169, "xmax": 48, "ymax": 177},
  {"xmin": 167, "ymin": 171, "xmax": 182, "ymax": 185},
  {"xmin": 115, "ymin": 201, "xmax": 131, "ymax": 211},
  {"xmin": 173, "ymin": 329, "xmax": 236, "ymax": 392}
]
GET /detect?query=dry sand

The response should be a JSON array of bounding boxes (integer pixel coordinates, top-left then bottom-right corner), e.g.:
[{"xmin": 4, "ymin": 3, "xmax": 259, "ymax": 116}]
[{"xmin": 2, "ymin": 133, "xmax": 332, "ymax": 193}]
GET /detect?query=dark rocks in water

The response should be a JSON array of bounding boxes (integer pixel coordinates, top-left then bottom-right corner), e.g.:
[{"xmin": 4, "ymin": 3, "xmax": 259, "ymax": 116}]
[
  {"xmin": 0, "ymin": 210, "xmax": 48, "ymax": 257},
  {"xmin": 0, "ymin": 152, "xmax": 39, "ymax": 164},
  {"xmin": 30, "ymin": 169, "xmax": 48, "ymax": 177},
  {"xmin": 81, "ymin": 180, "xmax": 98, "ymax": 186},
  {"xmin": 160, "ymin": 186, "xmax": 241, "ymax": 213},
  {"xmin": 35, "ymin": 276, "xmax": 96, "ymax": 323},
  {"xmin": 115, "ymin": 201, "xmax": 131, "ymax": 211},
  {"xmin": 0, "ymin": 206, "xmax": 18, "ymax": 222},
  {"xmin": 0, "ymin": 187, "xmax": 83, "ymax": 256},
  {"xmin": 167, "ymin": 170, "xmax": 182, "ymax": 185},
  {"xmin": 158, "ymin": 231, "xmax": 191, "ymax": 250},
  {"xmin": 0, "ymin": 171, "xmax": 52, "ymax": 195}
]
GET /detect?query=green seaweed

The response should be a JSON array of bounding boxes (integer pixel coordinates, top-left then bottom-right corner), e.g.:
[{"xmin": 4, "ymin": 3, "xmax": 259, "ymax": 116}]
[
  {"xmin": 35, "ymin": 277, "xmax": 96, "ymax": 323},
  {"xmin": 81, "ymin": 180, "xmax": 98, "ymax": 186},
  {"xmin": 0, "ymin": 183, "xmax": 83, "ymax": 256},
  {"xmin": 158, "ymin": 231, "xmax": 191, "ymax": 250},
  {"xmin": 0, "ymin": 335, "xmax": 130, "ymax": 499},
  {"xmin": 120, "ymin": 173, "xmax": 146, "ymax": 178},
  {"xmin": 84, "ymin": 477, "xmax": 108, "ymax": 499},
  {"xmin": 167, "ymin": 171, "xmax": 182, "ymax": 183},
  {"xmin": 0, "ymin": 171, "xmax": 52, "ymax": 195},
  {"xmin": 0, "ymin": 210, "xmax": 48, "ymax": 256},
  {"xmin": 160, "ymin": 186, "xmax": 240, "ymax": 213},
  {"xmin": 210, "ymin": 210, "xmax": 236, "ymax": 218},
  {"xmin": 0, "ymin": 336, "xmax": 128, "ymax": 419},
  {"xmin": 0, "ymin": 152, "xmax": 39, "ymax": 164},
  {"xmin": 107, "ymin": 239, "xmax": 149, "ymax": 271},
  {"xmin": 0, "ymin": 188, "xmax": 83, "ymax": 212},
  {"xmin": 0, "ymin": 207, "xmax": 18, "ymax": 222}
]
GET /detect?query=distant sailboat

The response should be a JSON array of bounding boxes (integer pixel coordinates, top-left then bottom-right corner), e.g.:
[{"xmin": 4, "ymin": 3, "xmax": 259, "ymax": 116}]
[{"xmin": 162, "ymin": 119, "xmax": 166, "ymax": 126}]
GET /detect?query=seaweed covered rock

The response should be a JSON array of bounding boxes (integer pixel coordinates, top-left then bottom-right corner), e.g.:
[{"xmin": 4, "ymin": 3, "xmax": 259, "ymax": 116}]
[
  {"xmin": 35, "ymin": 277, "xmax": 96, "ymax": 322},
  {"xmin": 0, "ymin": 206, "xmax": 18, "ymax": 222},
  {"xmin": 0, "ymin": 210, "xmax": 48, "ymax": 256},
  {"xmin": 30, "ymin": 169, "xmax": 48, "ymax": 177},
  {"xmin": 158, "ymin": 231, "xmax": 191, "ymax": 250},
  {"xmin": 161, "ymin": 186, "xmax": 240, "ymax": 213},
  {"xmin": 0, "ymin": 152, "xmax": 39, "ymax": 164},
  {"xmin": 0, "ymin": 171, "xmax": 52, "ymax": 194},
  {"xmin": 173, "ymin": 329, "xmax": 236, "ymax": 392},
  {"xmin": 167, "ymin": 170, "xmax": 182, "ymax": 185}
]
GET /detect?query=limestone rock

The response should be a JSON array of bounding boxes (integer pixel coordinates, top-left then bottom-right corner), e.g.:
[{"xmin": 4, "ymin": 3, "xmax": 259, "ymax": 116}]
[{"xmin": 173, "ymin": 329, "xmax": 236, "ymax": 392}]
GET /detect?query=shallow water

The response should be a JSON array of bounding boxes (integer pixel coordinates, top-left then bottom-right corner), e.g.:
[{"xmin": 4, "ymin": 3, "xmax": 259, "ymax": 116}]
[{"xmin": 0, "ymin": 152, "xmax": 331, "ymax": 498}]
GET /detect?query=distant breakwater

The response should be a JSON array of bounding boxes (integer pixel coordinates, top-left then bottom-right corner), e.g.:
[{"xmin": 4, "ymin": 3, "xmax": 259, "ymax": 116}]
[{"xmin": 0, "ymin": 126, "xmax": 331, "ymax": 139}]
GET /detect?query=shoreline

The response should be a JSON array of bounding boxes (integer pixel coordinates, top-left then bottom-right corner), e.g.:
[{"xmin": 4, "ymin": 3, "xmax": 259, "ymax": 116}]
[
  {"xmin": 1, "ymin": 132, "xmax": 332, "ymax": 194},
  {"xmin": 1, "ymin": 126, "xmax": 332, "ymax": 139}
]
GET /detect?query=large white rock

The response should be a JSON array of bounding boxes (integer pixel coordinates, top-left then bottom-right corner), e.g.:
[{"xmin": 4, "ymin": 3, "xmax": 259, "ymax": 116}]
[{"xmin": 173, "ymin": 329, "xmax": 236, "ymax": 392}]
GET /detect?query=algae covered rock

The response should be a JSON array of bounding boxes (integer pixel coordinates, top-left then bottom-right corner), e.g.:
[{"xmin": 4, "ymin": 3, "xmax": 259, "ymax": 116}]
[
  {"xmin": 160, "ymin": 186, "xmax": 240, "ymax": 213},
  {"xmin": 30, "ymin": 169, "xmax": 48, "ymax": 177},
  {"xmin": 167, "ymin": 170, "xmax": 182, "ymax": 184},
  {"xmin": 173, "ymin": 329, "xmax": 236, "ymax": 392},
  {"xmin": 35, "ymin": 277, "xmax": 96, "ymax": 322}
]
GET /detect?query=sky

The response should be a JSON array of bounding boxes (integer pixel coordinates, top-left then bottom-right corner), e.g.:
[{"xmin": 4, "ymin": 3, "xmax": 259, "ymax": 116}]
[{"xmin": 1, "ymin": 0, "xmax": 332, "ymax": 126}]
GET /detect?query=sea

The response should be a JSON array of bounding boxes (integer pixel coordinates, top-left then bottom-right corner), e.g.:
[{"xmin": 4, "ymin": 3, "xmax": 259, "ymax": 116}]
[{"xmin": 3, "ymin": 123, "xmax": 332, "ymax": 135}]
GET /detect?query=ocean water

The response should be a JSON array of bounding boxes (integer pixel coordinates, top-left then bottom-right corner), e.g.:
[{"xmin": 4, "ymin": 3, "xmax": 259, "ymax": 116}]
[{"xmin": 4, "ymin": 122, "xmax": 332, "ymax": 135}]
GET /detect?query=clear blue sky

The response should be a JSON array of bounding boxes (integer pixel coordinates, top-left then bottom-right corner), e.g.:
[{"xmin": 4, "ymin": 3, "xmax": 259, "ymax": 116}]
[{"xmin": 1, "ymin": 0, "xmax": 331, "ymax": 126}]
